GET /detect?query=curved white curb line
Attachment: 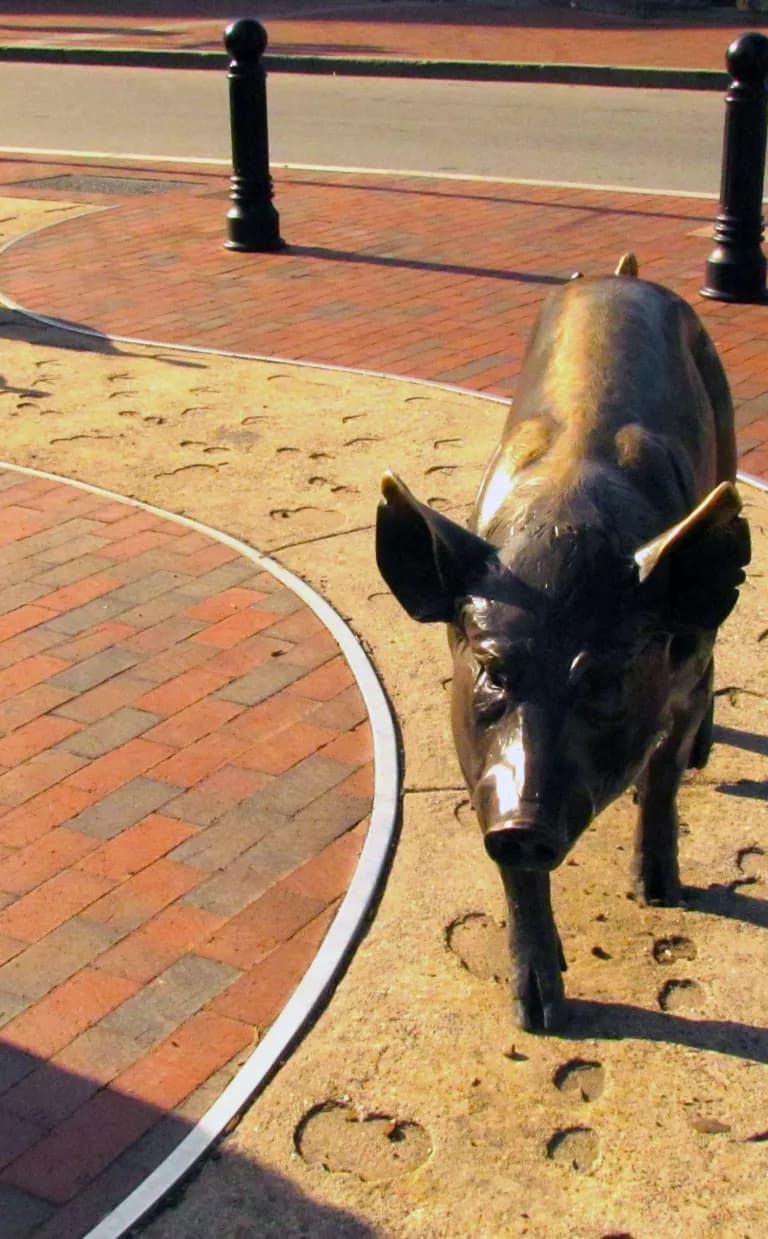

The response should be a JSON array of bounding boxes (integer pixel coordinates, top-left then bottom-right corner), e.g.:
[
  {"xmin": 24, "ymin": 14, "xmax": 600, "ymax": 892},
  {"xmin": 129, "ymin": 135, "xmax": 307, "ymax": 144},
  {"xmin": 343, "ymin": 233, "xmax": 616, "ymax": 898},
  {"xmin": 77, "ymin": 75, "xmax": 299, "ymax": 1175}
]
[{"xmin": 0, "ymin": 459, "xmax": 401, "ymax": 1239}]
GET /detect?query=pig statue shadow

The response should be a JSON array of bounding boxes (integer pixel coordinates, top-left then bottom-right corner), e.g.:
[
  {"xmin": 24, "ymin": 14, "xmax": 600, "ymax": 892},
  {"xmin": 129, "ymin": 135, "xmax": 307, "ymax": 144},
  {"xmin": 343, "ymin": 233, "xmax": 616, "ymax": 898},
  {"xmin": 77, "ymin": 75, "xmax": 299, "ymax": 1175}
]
[{"xmin": 376, "ymin": 255, "xmax": 751, "ymax": 1033}]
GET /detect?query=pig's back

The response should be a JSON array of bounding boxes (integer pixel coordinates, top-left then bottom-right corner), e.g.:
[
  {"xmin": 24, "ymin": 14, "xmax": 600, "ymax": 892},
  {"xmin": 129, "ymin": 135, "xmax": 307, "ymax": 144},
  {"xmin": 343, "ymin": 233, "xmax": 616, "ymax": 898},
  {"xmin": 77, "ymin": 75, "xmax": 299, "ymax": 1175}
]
[{"xmin": 473, "ymin": 276, "xmax": 734, "ymax": 542}]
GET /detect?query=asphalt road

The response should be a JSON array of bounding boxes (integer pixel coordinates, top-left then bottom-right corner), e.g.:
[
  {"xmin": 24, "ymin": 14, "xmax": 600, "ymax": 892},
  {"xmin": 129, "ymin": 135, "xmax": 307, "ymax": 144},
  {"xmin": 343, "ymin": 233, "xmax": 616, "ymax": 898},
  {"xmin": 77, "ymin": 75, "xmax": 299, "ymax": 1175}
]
[{"xmin": 0, "ymin": 62, "xmax": 725, "ymax": 193}]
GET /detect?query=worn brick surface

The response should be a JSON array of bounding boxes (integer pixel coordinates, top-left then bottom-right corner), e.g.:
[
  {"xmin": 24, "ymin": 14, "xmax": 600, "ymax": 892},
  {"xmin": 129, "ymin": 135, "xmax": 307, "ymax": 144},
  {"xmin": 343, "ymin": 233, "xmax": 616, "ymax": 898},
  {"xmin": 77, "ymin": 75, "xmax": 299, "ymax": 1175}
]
[
  {"xmin": 214, "ymin": 659, "xmax": 307, "ymax": 705},
  {"xmin": 0, "ymin": 786, "xmax": 94, "ymax": 849},
  {"xmin": 63, "ymin": 736, "xmax": 173, "ymax": 797},
  {"xmin": 101, "ymin": 955, "xmax": 240, "ymax": 1047},
  {"xmin": 112, "ymin": 1010, "xmax": 251, "ymax": 1110},
  {"xmin": 2, "ymin": 968, "xmax": 139, "ymax": 1059},
  {"xmin": 2, "ymin": 1060, "xmax": 103, "ymax": 1132},
  {"xmin": 160, "ymin": 764, "xmax": 270, "ymax": 828},
  {"xmin": 142, "ymin": 696, "xmax": 243, "ymax": 747},
  {"xmin": 0, "ymin": 920, "xmax": 121, "ymax": 1004},
  {"xmin": 45, "ymin": 647, "xmax": 139, "ymax": 693},
  {"xmin": 0, "ymin": 870, "xmax": 116, "ymax": 944},
  {"xmin": 239, "ymin": 719, "xmax": 337, "ymax": 775},
  {"xmin": 65, "ymin": 777, "xmax": 180, "ymax": 840},
  {"xmin": 0, "ymin": 828, "xmax": 98, "ymax": 896},
  {"xmin": 148, "ymin": 731, "xmax": 250, "ymax": 788},
  {"xmin": 168, "ymin": 798, "xmax": 287, "ymax": 872},
  {"xmin": 0, "ymin": 750, "xmax": 86, "ymax": 809},
  {"xmin": 0, "ymin": 1109, "xmax": 45, "ymax": 1175},
  {"xmin": 180, "ymin": 862, "xmax": 277, "ymax": 920},
  {"xmin": 94, "ymin": 903, "xmax": 224, "ymax": 985},
  {"xmin": 209, "ymin": 904, "xmax": 338, "ymax": 1027},
  {"xmin": 83, "ymin": 858, "xmax": 205, "ymax": 935},
  {"xmin": 198, "ymin": 885, "xmax": 327, "ymax": 971},
  {"xmin": 55, "ymin": 706, "xmax": 160, "ymax": 759},
  {"xmin": 76, "ymin": 814, "xmax": 199, "ymax": 881},
  {"xmin": 0, "ymin": 715, "xmax": 81, "ymax": 768},
  {"xmin": 51, "ymin": 671, "xmax": 156, "ymax": 723}
]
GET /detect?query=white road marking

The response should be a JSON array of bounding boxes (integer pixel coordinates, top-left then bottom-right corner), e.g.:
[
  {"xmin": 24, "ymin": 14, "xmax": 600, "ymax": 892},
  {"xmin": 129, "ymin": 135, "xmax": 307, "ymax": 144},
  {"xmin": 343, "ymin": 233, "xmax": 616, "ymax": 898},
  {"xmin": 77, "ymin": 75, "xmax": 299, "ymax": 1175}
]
[{"xmin": 0, "ymin": 144, "xmax": 718, "ymax": 199}]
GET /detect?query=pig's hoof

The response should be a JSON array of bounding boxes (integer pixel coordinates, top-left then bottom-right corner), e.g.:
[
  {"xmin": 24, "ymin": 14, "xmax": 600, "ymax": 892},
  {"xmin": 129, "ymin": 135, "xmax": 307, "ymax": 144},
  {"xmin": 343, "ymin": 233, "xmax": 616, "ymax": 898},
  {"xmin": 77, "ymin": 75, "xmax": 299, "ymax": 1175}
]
[
  {"xmin": 633, "ymin": 859, "xmax": 683, "ymax": 907},
  {"xmin": 513, "ymin": 965, "xmax": 565, "ymax": 1033}
]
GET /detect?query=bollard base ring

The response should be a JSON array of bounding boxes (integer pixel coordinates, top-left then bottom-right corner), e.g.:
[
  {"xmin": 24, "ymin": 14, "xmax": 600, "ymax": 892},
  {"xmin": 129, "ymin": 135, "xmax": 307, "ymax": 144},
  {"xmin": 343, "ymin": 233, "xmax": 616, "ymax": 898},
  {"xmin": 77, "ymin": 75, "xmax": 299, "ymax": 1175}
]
[
  {"xmin": 224, "ymin": 236, "xmax": 287, "ymax": 253},
  {"xmin": 700, "ymin": 284, "xmax": 768, "ymax": 303}
]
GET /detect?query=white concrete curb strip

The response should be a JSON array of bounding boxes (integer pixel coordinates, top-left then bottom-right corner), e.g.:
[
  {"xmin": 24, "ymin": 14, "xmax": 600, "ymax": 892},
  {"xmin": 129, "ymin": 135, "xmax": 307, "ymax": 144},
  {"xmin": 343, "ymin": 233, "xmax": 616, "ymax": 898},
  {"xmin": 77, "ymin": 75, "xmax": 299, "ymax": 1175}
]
[{"xmin": 0, "ymin": 459, "xmax": 401, "ymax": 1239}]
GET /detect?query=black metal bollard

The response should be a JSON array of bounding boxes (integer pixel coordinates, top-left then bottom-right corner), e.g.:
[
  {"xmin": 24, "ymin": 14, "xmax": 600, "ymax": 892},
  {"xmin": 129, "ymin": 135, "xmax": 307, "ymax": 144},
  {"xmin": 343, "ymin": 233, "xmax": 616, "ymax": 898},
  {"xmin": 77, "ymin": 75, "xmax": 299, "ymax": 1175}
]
[
  {"xmin": 702, "ymin": 32, "xmax": 768, "ymax": 303},
  {"xmin": 224, "ymin": 18, "xmax": 285, "ymax": 252}
]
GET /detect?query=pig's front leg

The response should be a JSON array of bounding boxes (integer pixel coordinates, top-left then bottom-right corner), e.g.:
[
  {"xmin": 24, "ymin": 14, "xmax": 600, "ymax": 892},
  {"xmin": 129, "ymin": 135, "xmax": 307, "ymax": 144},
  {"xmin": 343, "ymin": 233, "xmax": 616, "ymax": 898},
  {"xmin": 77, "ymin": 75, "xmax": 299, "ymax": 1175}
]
[
  {"xmin": 633, "ymin": 665, "xmax": 713, "ymax": 905},
  {"xmin": 499, "ymin": 867, "xmax": 566, "ymax": 1032}
]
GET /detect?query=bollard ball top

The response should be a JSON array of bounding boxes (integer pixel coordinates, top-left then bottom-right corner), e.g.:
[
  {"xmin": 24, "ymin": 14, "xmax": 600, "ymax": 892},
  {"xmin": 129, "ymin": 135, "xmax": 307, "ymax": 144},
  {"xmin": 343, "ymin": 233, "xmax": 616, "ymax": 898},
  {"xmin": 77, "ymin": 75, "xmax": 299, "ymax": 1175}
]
[
  {"xmin": 224, "ymin": 18, "xmax": 268, "ymax": 60},
  {"xmin": 726, "ymin": 31, "xmax": 768, "ymax": 83}
]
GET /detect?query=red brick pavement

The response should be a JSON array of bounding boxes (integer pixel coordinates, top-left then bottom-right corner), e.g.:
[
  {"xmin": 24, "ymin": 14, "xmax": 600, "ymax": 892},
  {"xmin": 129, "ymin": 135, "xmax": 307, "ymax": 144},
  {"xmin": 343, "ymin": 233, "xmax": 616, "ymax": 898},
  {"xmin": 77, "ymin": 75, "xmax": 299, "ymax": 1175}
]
[
  {"xmin": 0, "ymin": 1, "xmax": 765, "ymax": 69},
  {"xmin": 0, "ymin": 468, "xmax": 372, "ymax": 1237},
  {"xmin": 0, "ymin": 158, "xmax": 766, "ymax": 479}
]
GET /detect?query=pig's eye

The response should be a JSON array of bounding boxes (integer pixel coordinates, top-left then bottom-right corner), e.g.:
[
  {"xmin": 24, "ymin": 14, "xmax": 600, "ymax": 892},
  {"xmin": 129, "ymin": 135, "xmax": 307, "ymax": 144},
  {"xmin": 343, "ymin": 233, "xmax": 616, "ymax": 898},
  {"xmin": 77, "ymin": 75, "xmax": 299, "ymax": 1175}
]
[
  {"xmin": 474, "ymin": 665, "xmax": 508, "ymax": 722},
  {"xmin": 481, "ymin": 663, "xmax": 505, "ymax": 691},
  {"xmin": 574, "ymin": 667, "xmax": 624, "ymax": 720}
]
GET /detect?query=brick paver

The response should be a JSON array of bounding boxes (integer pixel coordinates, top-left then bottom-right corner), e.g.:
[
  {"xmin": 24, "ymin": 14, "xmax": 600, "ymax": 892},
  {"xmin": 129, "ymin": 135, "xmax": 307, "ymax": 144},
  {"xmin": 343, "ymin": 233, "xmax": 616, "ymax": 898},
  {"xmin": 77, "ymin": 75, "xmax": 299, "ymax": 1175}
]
[{"xmin": 0, "ymin": 469, "xmax": 373, "ymax": 1235}]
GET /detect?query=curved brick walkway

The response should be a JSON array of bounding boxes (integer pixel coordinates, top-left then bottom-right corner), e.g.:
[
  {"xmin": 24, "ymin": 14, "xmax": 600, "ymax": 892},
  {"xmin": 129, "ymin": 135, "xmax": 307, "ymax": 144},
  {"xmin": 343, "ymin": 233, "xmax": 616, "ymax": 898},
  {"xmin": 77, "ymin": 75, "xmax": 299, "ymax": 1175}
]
[{"xmin": 0, "ymin": 468, "xmax": 372, "ymax": 1238}]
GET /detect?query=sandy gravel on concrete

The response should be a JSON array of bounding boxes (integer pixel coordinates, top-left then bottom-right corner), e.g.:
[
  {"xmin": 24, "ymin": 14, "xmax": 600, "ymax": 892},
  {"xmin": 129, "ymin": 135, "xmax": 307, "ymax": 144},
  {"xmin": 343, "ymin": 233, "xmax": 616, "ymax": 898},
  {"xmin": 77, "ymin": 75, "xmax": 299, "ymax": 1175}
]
[{"xmin": 1, "ymin": 196, "xmax": 767, "ymax": 1239}]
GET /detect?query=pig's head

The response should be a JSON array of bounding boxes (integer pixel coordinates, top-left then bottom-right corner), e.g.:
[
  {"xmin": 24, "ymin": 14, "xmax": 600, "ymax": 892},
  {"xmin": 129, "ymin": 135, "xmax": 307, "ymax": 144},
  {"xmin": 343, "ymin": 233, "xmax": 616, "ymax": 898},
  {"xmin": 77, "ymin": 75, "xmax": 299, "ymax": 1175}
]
[{"xmin": 376, "ymin": 472, "xmax": 749, "ymax": 872}]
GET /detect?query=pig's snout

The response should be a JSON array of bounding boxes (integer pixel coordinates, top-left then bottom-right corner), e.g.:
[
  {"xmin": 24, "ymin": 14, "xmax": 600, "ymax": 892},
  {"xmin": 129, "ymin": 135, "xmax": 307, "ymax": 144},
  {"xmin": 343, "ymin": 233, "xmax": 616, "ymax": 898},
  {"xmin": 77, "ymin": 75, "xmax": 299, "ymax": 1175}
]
[
  {"xmin": 472, "ymin": 761, "xmax": 570, "ymax": 871},
  {"xmin": 483, "ymin": 821, "xmax": 564, "ymax": 870}
]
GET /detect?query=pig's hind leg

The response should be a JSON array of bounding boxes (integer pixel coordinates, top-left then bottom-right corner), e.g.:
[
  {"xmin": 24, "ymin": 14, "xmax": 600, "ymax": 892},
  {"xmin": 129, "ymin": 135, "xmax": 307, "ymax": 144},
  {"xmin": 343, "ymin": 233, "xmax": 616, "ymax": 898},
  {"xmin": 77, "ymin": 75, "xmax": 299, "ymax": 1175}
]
[
  {"xmin": 499, "ymin": 867, "xmax": 566, "ymax": 1032},
  {"xmin": 632, "ymin": 663, "xmax": 713, "ymax": 905}
]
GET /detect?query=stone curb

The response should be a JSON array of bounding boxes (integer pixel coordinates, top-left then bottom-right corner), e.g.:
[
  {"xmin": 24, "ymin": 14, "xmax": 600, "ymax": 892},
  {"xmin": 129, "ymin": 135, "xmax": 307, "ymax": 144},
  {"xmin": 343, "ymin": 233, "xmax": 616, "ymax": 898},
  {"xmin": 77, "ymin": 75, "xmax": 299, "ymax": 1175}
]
[{"xmin": 0, "ymin": 44, "xmax": 728, "ymax": 90}]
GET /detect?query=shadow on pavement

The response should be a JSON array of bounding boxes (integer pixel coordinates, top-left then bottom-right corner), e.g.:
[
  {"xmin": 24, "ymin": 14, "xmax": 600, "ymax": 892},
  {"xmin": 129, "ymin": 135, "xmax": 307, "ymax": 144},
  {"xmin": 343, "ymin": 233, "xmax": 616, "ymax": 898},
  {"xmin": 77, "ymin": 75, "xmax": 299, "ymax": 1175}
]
[
  {"xmin": 713, "ymin": 723, "xmax": 768, "ymax": 759},
  {"xmin": 298, "ymin": 177, "xmax": 710, "ymax": 227},
  {"xmin": 565, "ymin": 997, "xmax": 768, "ymax": 1066},
  {"xmin": 289, "ymin": 243, "xmax": 565, "ymax": 285},
  {"xmin": 0, "ymin": 1038, "xmax": 379, "ymax": 1238},
  {"xmin": 0, "ymin": 308, "xmax": 209, "ymax": 369}
]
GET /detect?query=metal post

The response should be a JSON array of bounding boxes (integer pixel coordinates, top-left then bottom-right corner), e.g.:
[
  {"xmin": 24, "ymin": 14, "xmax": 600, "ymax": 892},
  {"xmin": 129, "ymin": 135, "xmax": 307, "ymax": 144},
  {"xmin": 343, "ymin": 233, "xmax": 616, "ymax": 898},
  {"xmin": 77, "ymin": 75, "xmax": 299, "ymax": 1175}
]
[
  {"xmin": 224, "ymin": 18, "xmax": 285, "ymax": 252},
  {"xmin": 702, "ymin": 32, "xmax": 768, "ymax": 303}
]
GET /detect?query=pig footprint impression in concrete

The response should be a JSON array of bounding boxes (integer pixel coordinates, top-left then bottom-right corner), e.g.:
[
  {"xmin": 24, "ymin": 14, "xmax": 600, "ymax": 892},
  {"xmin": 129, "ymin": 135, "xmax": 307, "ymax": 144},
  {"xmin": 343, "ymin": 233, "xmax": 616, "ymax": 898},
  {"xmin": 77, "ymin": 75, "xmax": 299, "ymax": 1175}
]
[
  {"xmin": 446, "ymin": 911, "xmax": 510, "ymax": 984},
  {"xmin": 294, "ymin": 1101, "xmax": 431, "ymax": 1180},
  {"xmin": 546, "ymin": 1059, "xmax": 605, "ymax": 1171},
  {"xmin": 546, "ymin": 1126, "xmax": 600, "ymax": 1173},
  {"xmin": 652, "ymin": 932, "xmax": 703, "ymax": 1011},
  {"xmin": 553, "ymin": 1058, "xmax": 606, "ymax": 1102},
  {"xmin": 657, "ymin": 978, "xmax": 706, "ymax": 1013}
]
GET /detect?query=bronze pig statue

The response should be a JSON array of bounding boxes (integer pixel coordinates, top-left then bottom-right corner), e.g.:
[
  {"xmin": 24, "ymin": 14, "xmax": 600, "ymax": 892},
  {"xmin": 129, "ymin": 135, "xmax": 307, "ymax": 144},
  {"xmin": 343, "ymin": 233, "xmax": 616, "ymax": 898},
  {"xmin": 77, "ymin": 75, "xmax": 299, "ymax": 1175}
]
[{"xmin": 376, "ymin": 257, "xmax": 750, "ymax": 1032}]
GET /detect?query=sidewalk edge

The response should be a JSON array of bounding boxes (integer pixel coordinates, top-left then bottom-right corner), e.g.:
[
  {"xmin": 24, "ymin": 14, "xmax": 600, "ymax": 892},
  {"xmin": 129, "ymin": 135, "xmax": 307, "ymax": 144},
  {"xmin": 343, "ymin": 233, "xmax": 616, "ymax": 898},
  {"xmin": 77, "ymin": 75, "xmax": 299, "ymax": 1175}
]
[{"xmin": 0, "ymin": 45, "xmax": 727, "ymax": 90}]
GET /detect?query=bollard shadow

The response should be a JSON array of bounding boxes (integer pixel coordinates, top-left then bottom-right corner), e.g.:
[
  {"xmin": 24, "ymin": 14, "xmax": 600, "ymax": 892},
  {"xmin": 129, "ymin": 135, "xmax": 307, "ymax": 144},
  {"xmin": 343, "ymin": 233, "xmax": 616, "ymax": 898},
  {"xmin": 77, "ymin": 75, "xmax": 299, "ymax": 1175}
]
[
  {"xmin": 294, "ymin": 177, "xmax": 708, "ymax": 226},
  {"xmin": 0, "ymin": 1035, "xmax": 379, "ymax": 1237},
  {"xmin": 682, "ymin": 883, "xmax": 768, "ymax": 931},
  {"xmin": 717, "ymin": 778, "xmax": 768, "ymax": 801},
  {"xmin": 287, "ymin": 243, "xmax": 565, "ymax": 286},
  {"xmin": 712, "ymin": 723, "xmax": 768, "ymax": 759},
  {"xmin": 563, "ymin": 997, "xmax": 768, "ymax": 1066}
]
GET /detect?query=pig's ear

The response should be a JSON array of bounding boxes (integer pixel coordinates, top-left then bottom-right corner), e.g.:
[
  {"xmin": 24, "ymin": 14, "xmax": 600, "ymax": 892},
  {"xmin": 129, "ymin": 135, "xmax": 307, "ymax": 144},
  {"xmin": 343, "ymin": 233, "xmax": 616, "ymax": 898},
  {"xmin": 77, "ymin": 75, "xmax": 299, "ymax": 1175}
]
[
  {"xmin": 376, "ymin": 471, "xmax": 497, "ymax": 622},
  {"xmin": 634, "ymin": 481, "xmax": 751, "ymax": 628}
]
